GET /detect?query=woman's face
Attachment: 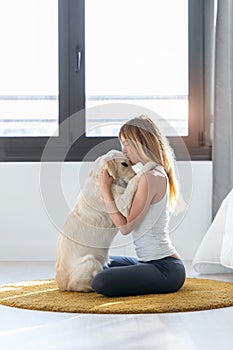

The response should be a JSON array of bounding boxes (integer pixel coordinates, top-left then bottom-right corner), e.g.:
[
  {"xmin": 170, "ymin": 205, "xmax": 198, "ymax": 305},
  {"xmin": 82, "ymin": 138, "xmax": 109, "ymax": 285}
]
[{"xmin": 120, "ymin": 137, "xmax": 140, "ymax": 165}]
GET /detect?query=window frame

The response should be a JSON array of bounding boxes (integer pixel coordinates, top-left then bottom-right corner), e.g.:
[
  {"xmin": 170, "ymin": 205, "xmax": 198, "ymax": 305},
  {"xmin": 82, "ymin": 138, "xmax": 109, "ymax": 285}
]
[{"xmin": 0, "ymin": 0, "xmax": 211, "ymax": 162}]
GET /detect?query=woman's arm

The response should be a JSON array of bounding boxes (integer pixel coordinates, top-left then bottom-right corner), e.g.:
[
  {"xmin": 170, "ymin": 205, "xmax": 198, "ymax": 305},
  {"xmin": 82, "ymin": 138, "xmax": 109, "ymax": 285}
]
[{"xmin": 99, "ymin": 170, "xmax": 160, "ymax": 235}]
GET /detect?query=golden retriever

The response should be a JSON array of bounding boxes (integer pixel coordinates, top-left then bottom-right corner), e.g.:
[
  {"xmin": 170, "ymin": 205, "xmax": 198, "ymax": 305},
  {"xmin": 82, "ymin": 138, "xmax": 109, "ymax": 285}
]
[{"xmin": 56, "ymin": 150, "xmax": 156, "ymax": 292}]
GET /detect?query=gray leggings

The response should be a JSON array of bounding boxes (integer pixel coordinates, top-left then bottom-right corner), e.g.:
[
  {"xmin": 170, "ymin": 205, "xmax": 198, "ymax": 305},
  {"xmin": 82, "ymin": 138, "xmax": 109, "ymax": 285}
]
[{"xmin": 91, "ymin": 255, "xmax": 186, "ymax": 297}]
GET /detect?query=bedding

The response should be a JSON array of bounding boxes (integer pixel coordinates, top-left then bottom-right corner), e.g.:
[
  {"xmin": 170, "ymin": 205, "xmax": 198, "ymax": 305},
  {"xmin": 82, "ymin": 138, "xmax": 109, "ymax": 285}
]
[{"xmin": 192, "ymin": 188, "xmax": 233, "ymax": 274}]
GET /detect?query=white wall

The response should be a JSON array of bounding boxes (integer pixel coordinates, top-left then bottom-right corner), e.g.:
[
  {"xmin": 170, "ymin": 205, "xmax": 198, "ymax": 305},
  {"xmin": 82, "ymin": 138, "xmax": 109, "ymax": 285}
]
[{"xmin": 0, "ymin": 161, "xmax": 212, "ymax": 261}]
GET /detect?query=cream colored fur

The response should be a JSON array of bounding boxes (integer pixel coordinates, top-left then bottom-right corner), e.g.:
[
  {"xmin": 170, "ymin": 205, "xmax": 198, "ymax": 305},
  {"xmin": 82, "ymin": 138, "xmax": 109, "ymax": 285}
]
[{"xmin": 56, "ymin": 150, "xmax": 156, "ymax": 292}]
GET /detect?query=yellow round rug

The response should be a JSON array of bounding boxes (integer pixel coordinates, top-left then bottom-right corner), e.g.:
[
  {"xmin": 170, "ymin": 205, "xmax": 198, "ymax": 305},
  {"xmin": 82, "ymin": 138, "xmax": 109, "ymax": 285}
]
[{"xmin": 0, "ymin": 278, "xmax": 233, "ymax": 314}]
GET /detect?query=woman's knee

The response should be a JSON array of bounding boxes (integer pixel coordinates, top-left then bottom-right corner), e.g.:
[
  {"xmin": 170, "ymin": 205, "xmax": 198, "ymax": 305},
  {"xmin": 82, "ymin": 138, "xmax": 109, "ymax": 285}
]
[
  {"xmin": 170, "ymin": 263, "xmax": 186, "ymax": 292},
  {"xmin": 91, "ymin": 271, "xmax": 109, "ymax": 295}
]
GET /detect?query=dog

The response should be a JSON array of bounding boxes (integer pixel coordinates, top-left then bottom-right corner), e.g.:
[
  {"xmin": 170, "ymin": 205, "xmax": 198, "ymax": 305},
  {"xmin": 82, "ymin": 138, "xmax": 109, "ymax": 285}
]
[{"xmin": 56, "ymin": 150, "xmax": 156, "ymax": 292}]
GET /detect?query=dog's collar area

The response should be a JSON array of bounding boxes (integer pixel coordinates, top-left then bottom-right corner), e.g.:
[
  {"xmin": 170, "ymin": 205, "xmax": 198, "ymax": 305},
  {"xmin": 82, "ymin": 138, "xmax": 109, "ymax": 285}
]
[{"xmin": 116, "ymin": 179, "xmax": 128, "ymax": 188}]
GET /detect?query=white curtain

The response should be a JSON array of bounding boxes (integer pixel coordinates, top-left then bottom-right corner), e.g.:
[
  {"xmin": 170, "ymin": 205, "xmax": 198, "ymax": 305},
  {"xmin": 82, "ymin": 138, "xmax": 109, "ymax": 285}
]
[{"xmin": 213, "ymin": 0, "xmax": 233, "ymax": 216}]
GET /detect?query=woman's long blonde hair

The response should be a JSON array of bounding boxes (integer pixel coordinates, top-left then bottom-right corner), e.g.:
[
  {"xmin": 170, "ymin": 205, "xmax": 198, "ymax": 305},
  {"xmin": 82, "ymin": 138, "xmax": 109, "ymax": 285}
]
[{"xmin": 119, "ymin": 115, "xmax": 179, "ymax": 210}]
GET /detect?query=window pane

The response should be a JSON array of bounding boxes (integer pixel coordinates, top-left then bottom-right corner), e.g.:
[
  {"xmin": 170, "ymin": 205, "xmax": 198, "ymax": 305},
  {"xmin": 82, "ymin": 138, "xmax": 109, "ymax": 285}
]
[
  {"xmin": 0, "ymin": 0, "xmax": 58, "ymax": 137},
  {"xmin": 85, "ymin": 0, "xmax": 188, "ymax": 137}
]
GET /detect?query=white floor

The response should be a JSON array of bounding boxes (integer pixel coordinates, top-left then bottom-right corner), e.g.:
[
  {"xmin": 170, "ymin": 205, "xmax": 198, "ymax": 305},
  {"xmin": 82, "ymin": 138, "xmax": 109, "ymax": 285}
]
[{"xmin": 1, "ymin": 261, "xmax": 233, "ymax": 350}]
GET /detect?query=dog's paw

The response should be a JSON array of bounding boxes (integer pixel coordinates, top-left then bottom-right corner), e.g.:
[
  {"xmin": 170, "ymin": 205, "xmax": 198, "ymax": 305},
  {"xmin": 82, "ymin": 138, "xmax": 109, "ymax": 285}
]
[
  {"xmin": 135, "ymin": 162, "xmax": 157, "ymax": 175},
  {"xmin": 141, "ymin": 161, "xmax": 157, "ymax": 172},
  {"xmin": 129, "ymin": 162, "xmax": 157, "ymax": 185}
]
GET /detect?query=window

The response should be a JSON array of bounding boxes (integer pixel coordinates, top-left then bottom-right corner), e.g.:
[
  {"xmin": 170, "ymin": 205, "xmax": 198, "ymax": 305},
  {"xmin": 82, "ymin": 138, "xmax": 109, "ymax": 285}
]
[
  {"xmin": 0, "ymin": 0, "xmax": 210, "ymax": 161},
  {"xmin": 85, "ymin": 0, "xmax": 188, "ymax": 138},
  {"xmin": 0, "ymin": 0, "xmax": 71, "ymax": 161},
  {"xmin": 0, "ymin": 0, "xmax": 59, "ymax": 137}
]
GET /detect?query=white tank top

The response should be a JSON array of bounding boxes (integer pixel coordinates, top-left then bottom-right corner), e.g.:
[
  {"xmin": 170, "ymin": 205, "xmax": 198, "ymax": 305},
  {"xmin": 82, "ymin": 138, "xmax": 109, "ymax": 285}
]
[{"xmin": 132, "ymin": 165, "xmax": 177, "ymax": 262}]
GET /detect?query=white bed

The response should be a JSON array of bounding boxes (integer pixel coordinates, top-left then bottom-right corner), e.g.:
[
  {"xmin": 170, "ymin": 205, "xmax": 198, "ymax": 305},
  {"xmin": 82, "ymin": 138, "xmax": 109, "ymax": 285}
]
[{"xmin": 192, "ymin": 188, "xmax": 233, "ymax": 274}]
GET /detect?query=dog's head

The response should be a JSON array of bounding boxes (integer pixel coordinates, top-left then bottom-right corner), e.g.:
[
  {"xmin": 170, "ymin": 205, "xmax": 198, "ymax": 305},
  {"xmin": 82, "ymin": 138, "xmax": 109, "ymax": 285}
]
[{"xmin": 90, "ymin": 150, "xmax": 136, "ymax": 184}]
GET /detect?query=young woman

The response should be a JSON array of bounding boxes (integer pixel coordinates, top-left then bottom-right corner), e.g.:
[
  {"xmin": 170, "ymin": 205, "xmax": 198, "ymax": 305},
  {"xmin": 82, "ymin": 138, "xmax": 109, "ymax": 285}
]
[{"xmin": 91, "ymin": 115, "xmax": 186, "ymax": 297}]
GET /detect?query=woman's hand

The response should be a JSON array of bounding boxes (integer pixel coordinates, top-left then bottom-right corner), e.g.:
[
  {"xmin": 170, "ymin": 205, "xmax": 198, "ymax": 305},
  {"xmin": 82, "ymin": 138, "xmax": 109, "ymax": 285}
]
[{"xmin": 98, "ymin": 169, "xmax": 114, "ymax": 198}]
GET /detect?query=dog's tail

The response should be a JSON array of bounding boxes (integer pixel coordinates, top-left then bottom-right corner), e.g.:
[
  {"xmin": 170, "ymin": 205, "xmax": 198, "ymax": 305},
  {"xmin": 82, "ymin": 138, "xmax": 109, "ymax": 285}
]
[{"xmin": 66, "ymin": 254, "xmax": 103, "ymax": 292}]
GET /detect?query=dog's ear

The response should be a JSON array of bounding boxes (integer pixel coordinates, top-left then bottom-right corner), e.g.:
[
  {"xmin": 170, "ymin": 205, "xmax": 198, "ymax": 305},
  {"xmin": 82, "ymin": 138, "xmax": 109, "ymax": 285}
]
[
  {"xmin": 104, "ymin": 159, "xmax": 117, "ymax": 180},
  {"xmin": 89, "ymin": 155, "xmax": 103, "ymax": 178}
]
